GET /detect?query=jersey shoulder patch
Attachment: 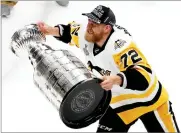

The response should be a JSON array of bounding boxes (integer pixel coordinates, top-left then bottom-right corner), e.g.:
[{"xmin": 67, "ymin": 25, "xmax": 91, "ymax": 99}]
[{"xmin": 108, "ymin": 29, "xmax": 133, "ymax": 55}]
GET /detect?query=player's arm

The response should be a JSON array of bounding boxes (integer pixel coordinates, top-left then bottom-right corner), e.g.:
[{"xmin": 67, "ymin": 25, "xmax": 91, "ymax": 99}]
[
  {"xmin": 37, "ymin": 21, "xmax": 81, "ymax": 47},
  {"xmin": 107, "ymin": 28, "xmax": 160, "ymax": 110},
  {"xmin": 117, "ymin": 65, "xmax": 152, "ymax": 91},
  {"xmin": 114, "ymin": 45, "xmax": 152, "ymax": 91},
  {"xmin": 111, "ymin": 30, "xmax": 153, "ymax": 91}
]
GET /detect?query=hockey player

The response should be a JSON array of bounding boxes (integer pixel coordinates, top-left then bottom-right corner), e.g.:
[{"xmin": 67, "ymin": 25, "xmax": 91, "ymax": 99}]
[{"xmin": 37, "ymin": 5, "xmax": 180, "ymax": 132}]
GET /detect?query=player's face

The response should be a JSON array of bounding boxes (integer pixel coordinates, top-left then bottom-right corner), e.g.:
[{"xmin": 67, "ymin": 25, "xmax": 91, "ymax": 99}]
[{"xmin": 85, "ymin": 19, "xmax": 105, "ymax": 43}]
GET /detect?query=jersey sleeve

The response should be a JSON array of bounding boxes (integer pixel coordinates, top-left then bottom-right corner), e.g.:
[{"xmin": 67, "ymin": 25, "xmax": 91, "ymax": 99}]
[
  {"xmin": 114, "ymin": 45, "xmax": 154, "ymax": 92},
  {"xmin": 110, "ymin": 28, "xmax": 154, "ymax": 92},
  {"xmin": 117, "ymin": 65, "xmax": 152, "ymax": 91},
  {"xmin": 53, "ymin": 21, "xmax": 81, "ymax": 48},
  {"xmin": 110, "ymin": 33, "xmax": 162, "ymax": 114}
]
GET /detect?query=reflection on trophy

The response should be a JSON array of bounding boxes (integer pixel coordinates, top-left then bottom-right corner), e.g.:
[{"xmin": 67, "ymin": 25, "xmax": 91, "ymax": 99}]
[{"xmin": 10, "ymin": 24, "xmax": 111, "ymax": 129}]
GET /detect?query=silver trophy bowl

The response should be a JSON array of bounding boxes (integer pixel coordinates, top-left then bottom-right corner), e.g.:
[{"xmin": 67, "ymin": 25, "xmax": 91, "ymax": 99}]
[{"xmin": 10, "ymin": 24, "xmax": 111, "ymax": 129}]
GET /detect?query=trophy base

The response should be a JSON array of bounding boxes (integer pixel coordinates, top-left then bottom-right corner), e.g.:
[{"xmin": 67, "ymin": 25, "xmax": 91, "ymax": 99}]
[{"xmin": 59, "ymin": 78, "xmax": 112, "ymax": 129}]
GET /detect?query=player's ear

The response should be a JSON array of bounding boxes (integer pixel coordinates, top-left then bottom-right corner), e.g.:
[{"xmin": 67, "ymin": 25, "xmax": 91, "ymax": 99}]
[{"xmin": 105, "ymin": 25, "xmax": 112, "ymax": 33}]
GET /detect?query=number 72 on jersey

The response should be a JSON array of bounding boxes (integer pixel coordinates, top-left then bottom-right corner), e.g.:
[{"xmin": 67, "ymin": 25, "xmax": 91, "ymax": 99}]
[{"xmin": 114, "ymin": 49, "xmax": 143, "ymax": 70}]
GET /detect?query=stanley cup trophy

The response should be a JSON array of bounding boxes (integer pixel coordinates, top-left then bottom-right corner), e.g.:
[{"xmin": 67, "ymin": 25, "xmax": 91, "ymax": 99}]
[{"xmin": 10, "ymin": 24, "xmax": 111, "ymax": 129}]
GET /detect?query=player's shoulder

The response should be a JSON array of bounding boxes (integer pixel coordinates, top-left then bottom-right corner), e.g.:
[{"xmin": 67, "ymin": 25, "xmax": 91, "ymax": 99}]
[
  {"xmin": 107, "ymin": 25, "xmax": 133, "ymax": 54},
  {"xmin": 68, "ymin": 18, "xmax": 89, "ymax": 49},
  {"xmin": 68, "ymin": 18, "xmax": 87, "ymax": 38}
]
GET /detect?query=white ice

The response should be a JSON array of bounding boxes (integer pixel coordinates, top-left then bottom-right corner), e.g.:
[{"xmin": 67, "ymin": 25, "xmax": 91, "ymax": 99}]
[{"xmin": 2, "ymin": 1, "xmax": 181, "ymax": 132}]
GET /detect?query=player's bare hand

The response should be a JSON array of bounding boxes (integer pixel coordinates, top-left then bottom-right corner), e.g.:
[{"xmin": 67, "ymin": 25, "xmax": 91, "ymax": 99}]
[
  {"xmin": 37, "ymin": 22, "xmax": 53, "ymax": 35},
  {"xmin": 100, "ymin": 75, "xmax": 122, "ymax": 91}
]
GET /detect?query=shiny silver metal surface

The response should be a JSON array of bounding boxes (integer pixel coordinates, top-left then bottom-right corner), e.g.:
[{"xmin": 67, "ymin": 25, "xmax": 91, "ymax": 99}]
[
  {"xmin": 10, "ymin": 24, "xmax": 95, "ymax": 110},
  {"xmin": 56, "ymin": 0, "xmax": 69, "ymax": 7}
]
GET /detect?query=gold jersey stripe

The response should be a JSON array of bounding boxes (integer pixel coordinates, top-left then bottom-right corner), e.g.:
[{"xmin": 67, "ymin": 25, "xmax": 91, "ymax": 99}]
[
  {"xmin": 156, "ymin": 102, "xmax": 178, "ymax": 132},
  {"xmin": 110, "ymin": 75, "xmax": 157, "ymax": 104},
  {"xmin": 117, "ymin": 88, "xmax": 169, "ymax": 124}
]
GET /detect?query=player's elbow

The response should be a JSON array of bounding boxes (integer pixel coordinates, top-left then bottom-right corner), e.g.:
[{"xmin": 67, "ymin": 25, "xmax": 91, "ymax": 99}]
[{"xmin": 122, "ymin": 66, "xmax": 149, "ymax": 91}]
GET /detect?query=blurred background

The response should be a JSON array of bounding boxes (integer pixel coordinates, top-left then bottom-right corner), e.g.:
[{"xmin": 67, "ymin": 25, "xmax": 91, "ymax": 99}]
[{"xmin": 1, "ymin": 1, "xmax": 181, "ymax": 132}]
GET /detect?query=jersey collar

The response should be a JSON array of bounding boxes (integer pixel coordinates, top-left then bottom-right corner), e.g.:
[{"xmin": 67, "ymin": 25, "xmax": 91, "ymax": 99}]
[{"xmin": 93, "ymin": 28, "xmax": 114, "ymax": 56}]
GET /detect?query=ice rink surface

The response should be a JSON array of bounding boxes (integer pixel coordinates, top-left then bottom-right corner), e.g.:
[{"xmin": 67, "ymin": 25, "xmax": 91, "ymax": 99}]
[{"xmin": 2, "ymin": 1, "xmax": 181, "ymax": 132}]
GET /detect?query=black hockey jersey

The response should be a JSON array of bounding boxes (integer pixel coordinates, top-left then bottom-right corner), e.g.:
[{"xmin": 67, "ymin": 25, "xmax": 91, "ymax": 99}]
[{"xmin": 54, "ymin": 21, "xmax": 169, "ymax": 124}]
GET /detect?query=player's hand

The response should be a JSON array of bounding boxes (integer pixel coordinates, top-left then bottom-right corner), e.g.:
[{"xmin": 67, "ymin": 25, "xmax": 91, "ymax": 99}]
[
  {"xmin": 100, "ymin": 75, "xmax": 122, "ymax": 91},
  {"xmin": 37, "ymin": 22, "xmax": 53, "ymax": 35}
]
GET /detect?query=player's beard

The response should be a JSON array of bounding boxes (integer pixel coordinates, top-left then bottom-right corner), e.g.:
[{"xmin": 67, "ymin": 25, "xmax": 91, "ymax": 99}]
[{"xmin": 84, "ymin": 29, "xmax": 103, "ymax": 43}]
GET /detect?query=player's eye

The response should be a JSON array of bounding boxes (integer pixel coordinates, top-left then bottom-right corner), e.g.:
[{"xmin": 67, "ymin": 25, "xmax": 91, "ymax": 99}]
[{"xmin": 88, "ymin": 19, "xmax": 98, "ymax": 27}]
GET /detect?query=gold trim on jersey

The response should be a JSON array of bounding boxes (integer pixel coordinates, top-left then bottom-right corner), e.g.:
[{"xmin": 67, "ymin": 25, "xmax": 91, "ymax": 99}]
[
  {"xmin": 136, "ymin": 66, "xmax": 151, "ymax": 83},
  {"xmin": 154, "ymin": 101, "xmax": 178, "ymax": 132},
  {"xmin": 118, "ymin": 87, "xmax": 169, "ymax": 124},
  {"xmin": 110, "ymin": 69, "xmax": 157, "ymax": 105},
  {"xmin": 112, "ymin": 42, "xmax": 150, "ymax": 71},
  {"xmin": 69, "ymin": 21, "xmax": 80, "ymax": 48},
  {"xmin": 111, "ymin": 65, "xmax": 153, "ymax": 104}
]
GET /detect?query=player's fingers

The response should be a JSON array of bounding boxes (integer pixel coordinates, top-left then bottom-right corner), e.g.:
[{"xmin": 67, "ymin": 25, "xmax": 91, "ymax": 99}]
[
  {"xmin": 101, "ymin": 86, "xmax": 109, "ymax": 90},
  {"xmin": 100, "ymin": 80, "xmax": 109, "ymax": 86},
  {"xmin": 101, "ymin": 86, "xmax": 111, "ymax": 91},
  {"xmin": 101, "ymin": 76, "xmax": 107, "ymax": 81}
]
